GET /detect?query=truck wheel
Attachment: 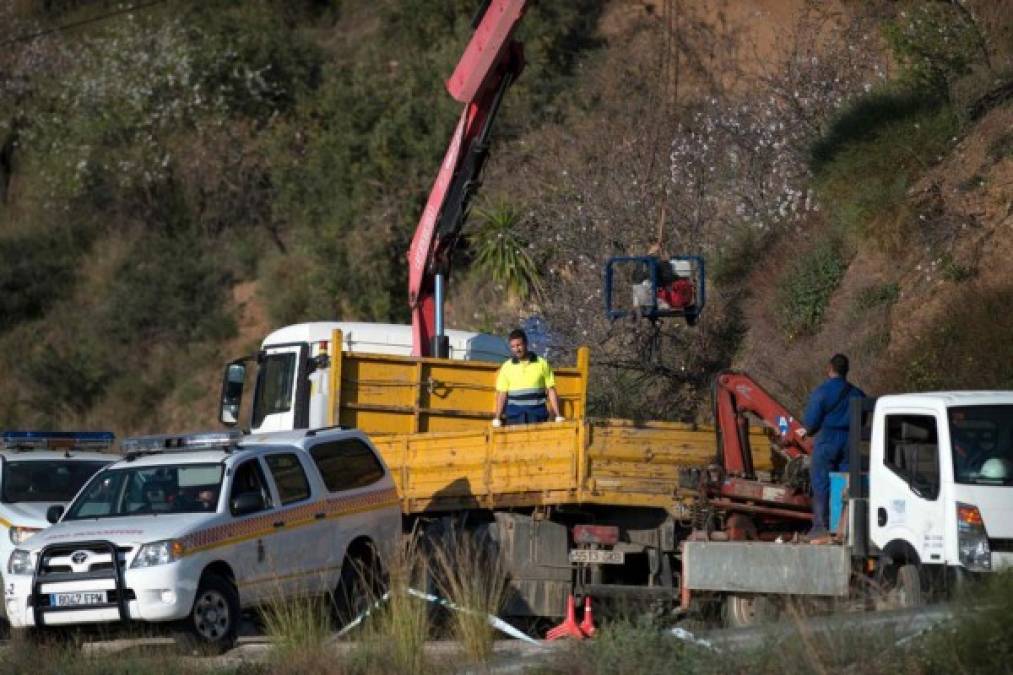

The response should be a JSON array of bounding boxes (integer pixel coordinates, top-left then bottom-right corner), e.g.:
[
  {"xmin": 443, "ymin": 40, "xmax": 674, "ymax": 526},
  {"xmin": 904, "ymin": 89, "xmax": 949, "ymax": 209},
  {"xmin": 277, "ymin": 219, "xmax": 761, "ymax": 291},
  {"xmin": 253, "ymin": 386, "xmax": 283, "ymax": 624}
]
[
  {"xmin": 180, "ymin": 573, "xmax": 239, "ymax": 653},
  {"xmin": 893, "ymin": 564, "xmax": 923, "ymax": 608},
  {"xmin": 723, "ymin": 594, "xmax": 778, "ymax": 628},
  {"xmin": 333, "ymin": 548, "xmax": 384, "ymax": 628}
]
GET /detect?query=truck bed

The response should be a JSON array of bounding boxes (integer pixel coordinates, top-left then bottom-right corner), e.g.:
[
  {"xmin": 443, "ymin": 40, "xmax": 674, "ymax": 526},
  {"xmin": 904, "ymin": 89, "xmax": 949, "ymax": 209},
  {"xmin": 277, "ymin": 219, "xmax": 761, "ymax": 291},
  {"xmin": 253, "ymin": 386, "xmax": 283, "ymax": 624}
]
[
  {"xmin": 372, "ymin": 419, "xmax": 773, "ymax": 514},
  {"xmin": 326, "ymin": 330, "xmax": 774, "ymax": 514}
]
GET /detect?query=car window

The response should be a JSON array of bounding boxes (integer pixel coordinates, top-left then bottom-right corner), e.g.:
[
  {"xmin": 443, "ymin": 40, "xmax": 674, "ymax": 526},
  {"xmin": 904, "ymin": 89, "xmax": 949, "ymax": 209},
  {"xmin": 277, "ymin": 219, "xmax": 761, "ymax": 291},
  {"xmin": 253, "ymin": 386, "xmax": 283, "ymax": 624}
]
[
  {"xmin": 252, "ymin": 352, "xmax": 297, "ymax": 428},
  {"xmin": 65, "ymin": 464, "xmax": 224, "ymax": 519},
  {"xmin": 2, "ymin": 460, "xmax": 110, "ymax": 503},
  {"xmin": 885, "ymin": 414, "xmax": 940, "ymax": 500},
  {"xmin": 310, "ymin": 439, "xmax": 385, "ymax": 492},
  {"xmin": 264, "ymin": 453, "xmax": 311, "ymax": 505},
  {"xmin": 230, "ymin": 459, "xmax": 273, "ymax": 515}
]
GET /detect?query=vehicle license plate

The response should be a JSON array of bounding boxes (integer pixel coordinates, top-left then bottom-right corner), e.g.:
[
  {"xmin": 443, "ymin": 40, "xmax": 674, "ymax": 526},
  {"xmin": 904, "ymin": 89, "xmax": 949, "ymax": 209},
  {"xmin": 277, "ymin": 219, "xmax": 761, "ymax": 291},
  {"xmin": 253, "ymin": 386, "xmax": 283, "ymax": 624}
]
[
  {"xmin": 51, "ymin": 591, "xmax": 107, "ymax": 607},
  {"xmin": 569, "ymin": 549, "xmax": 625, "ymax": 564}
]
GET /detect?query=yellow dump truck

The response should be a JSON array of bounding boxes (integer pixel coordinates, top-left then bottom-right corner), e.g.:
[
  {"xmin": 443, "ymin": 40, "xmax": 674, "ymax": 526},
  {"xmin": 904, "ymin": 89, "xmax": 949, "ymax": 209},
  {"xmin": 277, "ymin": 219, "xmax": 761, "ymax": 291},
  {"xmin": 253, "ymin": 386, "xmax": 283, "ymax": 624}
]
[{"xmin": 221, "ymin": 322, "xmax": 776, "ymax": 617}]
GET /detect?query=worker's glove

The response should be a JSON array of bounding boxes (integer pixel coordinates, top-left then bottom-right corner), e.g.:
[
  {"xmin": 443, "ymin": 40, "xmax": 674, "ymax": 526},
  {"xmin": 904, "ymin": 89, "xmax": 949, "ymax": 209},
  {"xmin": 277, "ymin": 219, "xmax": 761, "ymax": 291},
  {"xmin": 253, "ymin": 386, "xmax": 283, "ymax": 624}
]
[
  {"xmin": 794, "ymin": 427, "xmax": 807, "ymax": 439},
  {"xmin": 491, "ymin": 418, "xmax": 502, "ymax": 428},
  {"xmin": 554, "ymin": 416, "xmax": 565, "ymax": 423}
]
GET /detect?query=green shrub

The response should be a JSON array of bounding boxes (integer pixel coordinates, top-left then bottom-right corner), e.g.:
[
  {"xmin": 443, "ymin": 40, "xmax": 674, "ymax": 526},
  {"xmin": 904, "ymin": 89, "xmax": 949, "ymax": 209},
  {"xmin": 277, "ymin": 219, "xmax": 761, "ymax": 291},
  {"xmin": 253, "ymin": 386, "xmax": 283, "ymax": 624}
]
[
  {"xmin": 853, "ymin": 282, "xmax": 900, "ymax": 313},
  {"xmin": 812, "ymin": 92, "xmax": 959, "ymax": 249},
  {"xmin": 918, "ymin": 569, "xmax": 1013, "ymax": 673},
  {"xmin": 882, "ymin": 2, "xmax": 989, "ymax": 99},
  {"xmin": 939, "ymin": 253, "xmax": 975, "ymax": 282},
  {"xmin": 0, "ymin": 228, "xmax": 81, "ymax": 332},
  {"xmin": 99, "ymin": 229, "xmax": 235, "ymax": 345},
  {"xmin": 776, "ymin": 239, "xmax": 847, "ymax": 340},
  {"xmin": 810, "ymin": 88, "xmax": 945, "ymax": 172}
]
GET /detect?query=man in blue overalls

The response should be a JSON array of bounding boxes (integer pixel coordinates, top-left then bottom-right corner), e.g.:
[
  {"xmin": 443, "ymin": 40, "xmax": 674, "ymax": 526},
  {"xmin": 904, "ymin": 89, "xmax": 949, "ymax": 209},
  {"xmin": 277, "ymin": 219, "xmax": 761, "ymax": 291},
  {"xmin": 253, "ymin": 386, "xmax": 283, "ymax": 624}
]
[{"xmin": 796, "ymin": 354, "xmax": 865, "ymax": 537}]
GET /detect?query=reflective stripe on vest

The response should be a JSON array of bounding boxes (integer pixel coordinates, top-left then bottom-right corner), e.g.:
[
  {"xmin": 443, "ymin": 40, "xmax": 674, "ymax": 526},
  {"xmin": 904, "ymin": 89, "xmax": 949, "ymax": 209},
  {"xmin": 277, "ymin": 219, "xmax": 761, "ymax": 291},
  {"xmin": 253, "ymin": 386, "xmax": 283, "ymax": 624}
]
[{"xmin": 506, "ymin": 387, "xmax": 546, "ymax": 407}]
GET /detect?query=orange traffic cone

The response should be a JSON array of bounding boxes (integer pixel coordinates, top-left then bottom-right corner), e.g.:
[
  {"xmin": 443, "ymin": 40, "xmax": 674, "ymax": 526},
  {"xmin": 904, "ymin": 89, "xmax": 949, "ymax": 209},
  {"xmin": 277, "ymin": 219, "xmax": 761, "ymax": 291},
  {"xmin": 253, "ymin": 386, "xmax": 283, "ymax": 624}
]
[
  {"xmin": 546, "ymin": 594, "xmax": 585, "ymax": 640},
  {"xmin": 578, "ymin": 595, "xmax": 596, "ymax": 637}
]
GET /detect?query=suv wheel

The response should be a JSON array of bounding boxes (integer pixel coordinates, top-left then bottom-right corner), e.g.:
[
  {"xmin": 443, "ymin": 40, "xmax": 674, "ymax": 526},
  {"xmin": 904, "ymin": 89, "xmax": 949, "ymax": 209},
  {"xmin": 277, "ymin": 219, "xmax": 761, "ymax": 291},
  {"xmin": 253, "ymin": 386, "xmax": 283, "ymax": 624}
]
[{"xmin": 180, "ymin": 573, "xmax": 239, "ymax": 653}]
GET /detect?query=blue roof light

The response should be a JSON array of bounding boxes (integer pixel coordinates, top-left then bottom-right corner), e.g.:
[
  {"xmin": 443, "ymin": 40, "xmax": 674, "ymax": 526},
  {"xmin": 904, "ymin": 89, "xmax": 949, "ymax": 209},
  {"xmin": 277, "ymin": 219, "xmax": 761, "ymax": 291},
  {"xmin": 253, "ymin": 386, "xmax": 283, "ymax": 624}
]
[{"xmin": 2, "ymin": 431, "xmax": 115, "ymax": 451}]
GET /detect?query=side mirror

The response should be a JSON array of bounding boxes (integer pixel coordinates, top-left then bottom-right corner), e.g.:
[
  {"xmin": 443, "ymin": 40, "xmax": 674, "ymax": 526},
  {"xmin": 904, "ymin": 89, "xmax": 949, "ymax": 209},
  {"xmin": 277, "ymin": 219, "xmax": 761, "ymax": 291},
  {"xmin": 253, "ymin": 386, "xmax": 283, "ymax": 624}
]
[
  {"xmin": 47, "ymin": 505, "xmax": 65, "ymax": 524},
  {"xmin": 230, "ymin": 491, "xmax": 265, "ymax": 516},
  {"xmin": 219, "ymin": 361, "xmax": 247, "ymax": 427}
]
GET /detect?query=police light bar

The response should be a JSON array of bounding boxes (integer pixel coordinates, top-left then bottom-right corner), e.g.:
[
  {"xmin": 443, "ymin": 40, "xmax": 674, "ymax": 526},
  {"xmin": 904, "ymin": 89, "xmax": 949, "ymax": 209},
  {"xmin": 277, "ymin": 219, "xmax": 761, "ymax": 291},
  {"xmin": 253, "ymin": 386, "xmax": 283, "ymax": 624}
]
[
  {"xmin": 2, "ymin": 431, "xmax": 115, "ymax": 451},
  {"xmin": 121, "ymin": 430, "xmax": 243, "ymax": 456}
]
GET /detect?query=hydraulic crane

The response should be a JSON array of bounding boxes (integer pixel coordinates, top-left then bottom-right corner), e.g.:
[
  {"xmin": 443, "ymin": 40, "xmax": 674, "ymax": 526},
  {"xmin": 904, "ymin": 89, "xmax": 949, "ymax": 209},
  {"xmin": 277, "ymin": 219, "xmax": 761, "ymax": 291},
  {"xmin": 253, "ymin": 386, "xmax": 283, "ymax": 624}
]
[
  {"xmin": 698, "ymin": 370, "xmax": 816, "ymax": 523},
  {"xmin": 407, "ymin": 0, "xmax": 528, "ymax": 357}
]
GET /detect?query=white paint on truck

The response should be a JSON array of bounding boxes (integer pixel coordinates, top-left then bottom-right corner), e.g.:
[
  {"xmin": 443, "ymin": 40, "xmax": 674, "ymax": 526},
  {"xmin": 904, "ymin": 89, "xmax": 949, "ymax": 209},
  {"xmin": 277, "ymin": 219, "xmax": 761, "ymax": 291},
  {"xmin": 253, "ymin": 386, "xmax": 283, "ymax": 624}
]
[{"xmin": 253, "ymin": 322, "xmax": 509, "ymax": 433}]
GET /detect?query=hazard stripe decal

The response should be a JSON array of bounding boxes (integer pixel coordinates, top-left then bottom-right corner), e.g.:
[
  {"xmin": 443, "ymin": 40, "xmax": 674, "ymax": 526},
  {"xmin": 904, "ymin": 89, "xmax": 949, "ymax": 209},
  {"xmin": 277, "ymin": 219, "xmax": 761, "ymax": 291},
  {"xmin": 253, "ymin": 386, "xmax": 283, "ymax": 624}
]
[{"xmin": 179, "ymin": 486, "xmax": 400, "ymax": 556}]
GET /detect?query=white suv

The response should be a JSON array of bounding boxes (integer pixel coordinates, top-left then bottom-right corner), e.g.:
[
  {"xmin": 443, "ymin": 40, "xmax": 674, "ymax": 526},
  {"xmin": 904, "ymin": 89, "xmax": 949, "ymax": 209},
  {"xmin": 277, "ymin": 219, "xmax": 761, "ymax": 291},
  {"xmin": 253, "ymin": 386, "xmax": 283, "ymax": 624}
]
[
  {"xmin": 4, "ymin": 428, "xmax": 401, "ymax": 649},
  {"xmin": 0, "ymin": 431, "xmax": 117, "ymax": 618}
]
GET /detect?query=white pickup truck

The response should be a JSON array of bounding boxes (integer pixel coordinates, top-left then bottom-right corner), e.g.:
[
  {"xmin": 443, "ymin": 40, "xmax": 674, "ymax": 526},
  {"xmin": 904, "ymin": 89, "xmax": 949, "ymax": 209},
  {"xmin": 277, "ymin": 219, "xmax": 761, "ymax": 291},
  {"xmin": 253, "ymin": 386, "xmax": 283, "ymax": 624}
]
[{"xmin": 4, "ymin": 428, "xmax": 400, "ymax": 649}]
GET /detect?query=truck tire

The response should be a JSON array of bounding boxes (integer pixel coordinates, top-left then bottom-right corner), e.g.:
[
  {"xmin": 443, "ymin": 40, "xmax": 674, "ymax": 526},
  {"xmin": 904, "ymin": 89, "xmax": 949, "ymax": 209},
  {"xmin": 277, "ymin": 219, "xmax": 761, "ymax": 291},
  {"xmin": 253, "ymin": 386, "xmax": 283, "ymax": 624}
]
[
  {"xmin": 333, "ymin": 546, "xmax": 384, "ymax": 628},
  {"xmin": 893, "ymin": 564, "xmax": 923, "ymax": 608},
  {"xmin": 179, "ymin": 573, "xmax": 239, "ymax": 653},
  {"xmin": 723, "ymin": 594, "xmax": 778, "ymax": 628}
]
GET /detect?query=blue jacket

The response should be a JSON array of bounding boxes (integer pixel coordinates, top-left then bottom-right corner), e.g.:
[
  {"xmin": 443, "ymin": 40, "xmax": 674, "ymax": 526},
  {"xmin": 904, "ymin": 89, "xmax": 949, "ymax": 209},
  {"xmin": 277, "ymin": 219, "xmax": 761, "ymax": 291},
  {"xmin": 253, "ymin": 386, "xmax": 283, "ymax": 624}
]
[{"xmin": 803, "ymin": 377, "xmax": 865, "ymax": 445}]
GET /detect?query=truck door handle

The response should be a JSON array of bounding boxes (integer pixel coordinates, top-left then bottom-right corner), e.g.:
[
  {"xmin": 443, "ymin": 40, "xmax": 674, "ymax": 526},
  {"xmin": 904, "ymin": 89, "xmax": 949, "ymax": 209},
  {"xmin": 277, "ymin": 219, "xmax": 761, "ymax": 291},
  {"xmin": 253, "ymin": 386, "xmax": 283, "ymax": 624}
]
[
  {"xmin": 273, "ymin": 521, "xmax": 285, "ymax": 529},
  {"xmin": 877, "ymin": 508, "xmax": 887, "ymax": 527},
  {"xmin": 314, "ymin": 512, "xmax": 326, "ymax": 520}
]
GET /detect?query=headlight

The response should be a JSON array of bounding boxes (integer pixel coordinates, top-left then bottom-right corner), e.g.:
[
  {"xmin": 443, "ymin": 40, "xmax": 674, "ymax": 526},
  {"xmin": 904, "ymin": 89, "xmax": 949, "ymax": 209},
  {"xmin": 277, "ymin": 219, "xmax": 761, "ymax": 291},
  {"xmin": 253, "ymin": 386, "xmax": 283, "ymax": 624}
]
[
  {"xmin": 7, "ymin": 549, "xmax": 33, "ymax": 576},
  {"xmin": 9, "ymin": 526, "xmax": 41, "ymax": 545},
  {"xmin": 130, "ymin": 540, "xmax": 185, "ymax": 569},
  {"xmin": 956, "ymin": 502, "xmax": 991, "ymax": 571}
]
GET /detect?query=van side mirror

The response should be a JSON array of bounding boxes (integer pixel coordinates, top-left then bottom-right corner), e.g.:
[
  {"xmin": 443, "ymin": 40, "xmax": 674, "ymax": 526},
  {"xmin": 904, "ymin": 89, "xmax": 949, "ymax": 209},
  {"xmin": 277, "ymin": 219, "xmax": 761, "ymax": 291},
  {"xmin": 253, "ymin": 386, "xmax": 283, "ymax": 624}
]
[
  {"xmin": 219, "ymin": 361, "xmax": 247, "ymax": 427},
  {"xmin": 230, "ymin": 492, "xmax": 265, "ymax": 516},
  {"xmin": 47, "ymin": 505, "xmax": 65, "ymax": 524}
]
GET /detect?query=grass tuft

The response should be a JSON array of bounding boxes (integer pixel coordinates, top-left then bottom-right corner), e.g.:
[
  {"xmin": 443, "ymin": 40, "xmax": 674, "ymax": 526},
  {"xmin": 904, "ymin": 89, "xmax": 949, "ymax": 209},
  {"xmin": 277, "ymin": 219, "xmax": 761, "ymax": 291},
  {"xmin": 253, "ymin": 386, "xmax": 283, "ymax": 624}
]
[
  {"xmin": 429, "ymin": 525, "xmax": 510, "ymax": 663},
  {"xmin": 348, "ymin": 533, "xmax": 432, "ymax": 675}
]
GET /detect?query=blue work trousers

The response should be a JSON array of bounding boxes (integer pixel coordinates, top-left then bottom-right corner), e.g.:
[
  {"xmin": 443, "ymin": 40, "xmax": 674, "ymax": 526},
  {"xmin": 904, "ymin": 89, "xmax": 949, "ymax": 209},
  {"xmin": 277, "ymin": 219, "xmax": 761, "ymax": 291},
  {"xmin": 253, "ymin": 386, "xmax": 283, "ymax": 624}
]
[
  {"xmin": 811, "ymin": 429, "xmax": 850, "ymax": 533},
  {"xmin": 505, "ymin": 403, "xmax": 549, "ymax": 426}
]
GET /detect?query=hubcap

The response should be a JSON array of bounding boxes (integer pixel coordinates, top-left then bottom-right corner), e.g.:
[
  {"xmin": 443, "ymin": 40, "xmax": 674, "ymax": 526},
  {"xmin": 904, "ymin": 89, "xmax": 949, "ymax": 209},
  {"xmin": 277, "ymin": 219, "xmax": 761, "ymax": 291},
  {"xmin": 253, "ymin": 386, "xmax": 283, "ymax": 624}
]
[{"xmin": 193, "ymin": 590, "xmax": 230, "ymax": 641}]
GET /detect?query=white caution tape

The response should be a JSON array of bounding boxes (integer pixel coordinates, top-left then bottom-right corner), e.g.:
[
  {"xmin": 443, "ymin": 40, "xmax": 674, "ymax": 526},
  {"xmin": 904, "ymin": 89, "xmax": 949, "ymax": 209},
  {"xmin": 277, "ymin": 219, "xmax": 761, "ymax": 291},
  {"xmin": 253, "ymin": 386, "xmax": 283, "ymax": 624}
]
[
  {"xmin": 333, "ymin": 586, "xmax": 541, "ymax": 647},
  {"xmin": 670, "ymin": 626, "xmax": 720, "ymax": 652},
  {"xmin": 334, "ymin": 590, "xmax": 391, "ymax": 638},
  {"xmin": 406, "ymin": 587, "xmax": 543, "ymax": 646}
]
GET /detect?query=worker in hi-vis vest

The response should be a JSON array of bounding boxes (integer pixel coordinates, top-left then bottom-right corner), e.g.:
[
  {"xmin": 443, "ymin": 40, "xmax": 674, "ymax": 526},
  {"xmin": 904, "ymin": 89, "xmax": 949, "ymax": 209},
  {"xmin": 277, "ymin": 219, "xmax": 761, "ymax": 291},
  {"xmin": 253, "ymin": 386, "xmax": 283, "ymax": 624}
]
[{"xmin": 492, "ymin": 329, "xmax": 564, "ymax": 427}]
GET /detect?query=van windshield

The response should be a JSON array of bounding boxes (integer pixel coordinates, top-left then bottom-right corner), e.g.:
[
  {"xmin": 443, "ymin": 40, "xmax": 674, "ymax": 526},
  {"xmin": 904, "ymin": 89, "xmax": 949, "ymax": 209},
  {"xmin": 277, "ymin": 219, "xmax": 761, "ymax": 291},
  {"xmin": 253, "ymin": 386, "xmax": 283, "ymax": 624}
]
[
  {"xmin": 65, "ymin": 464, "xmax": 224, "ymax": 519},
  {"xmin": 949, "ymin": 406, "xmax": 1013, "ymax": 485},
  {"xmin": 2, "ymin": 461, "xmax": 111, "ymax": 503}
]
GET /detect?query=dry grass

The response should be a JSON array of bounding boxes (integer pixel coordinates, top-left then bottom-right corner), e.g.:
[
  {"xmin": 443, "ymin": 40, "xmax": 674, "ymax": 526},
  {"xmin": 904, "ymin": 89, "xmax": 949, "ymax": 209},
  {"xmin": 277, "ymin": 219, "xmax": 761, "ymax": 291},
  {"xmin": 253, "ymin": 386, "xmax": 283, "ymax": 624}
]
[
  {"xmin": 429, "ymin": 525, "xmax": 510, "ymax": 663},
  {"xmin": 346, "ymin": 532, "xmax": 433, "ymax": 675}
]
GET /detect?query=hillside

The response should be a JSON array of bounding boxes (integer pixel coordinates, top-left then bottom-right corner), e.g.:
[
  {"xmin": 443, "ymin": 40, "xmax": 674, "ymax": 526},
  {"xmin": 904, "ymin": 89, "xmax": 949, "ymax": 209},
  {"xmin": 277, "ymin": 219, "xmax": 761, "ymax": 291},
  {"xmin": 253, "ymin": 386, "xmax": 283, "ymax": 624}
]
[{"xmin": 0, "ymin": 0, "xmax": 1010, "ymax": 436}]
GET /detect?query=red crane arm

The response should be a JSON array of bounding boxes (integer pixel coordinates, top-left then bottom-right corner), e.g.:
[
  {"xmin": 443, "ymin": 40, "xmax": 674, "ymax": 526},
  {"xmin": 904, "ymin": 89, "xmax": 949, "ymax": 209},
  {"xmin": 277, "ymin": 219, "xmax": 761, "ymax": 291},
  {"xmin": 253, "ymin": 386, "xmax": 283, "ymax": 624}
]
[
  {"xmin": 713, "ymin": 371, "xmax": 813, "ymax": 476},
  {"xmin": 407, "ymin": 0, "xmax": 528, "ymax": 356}
]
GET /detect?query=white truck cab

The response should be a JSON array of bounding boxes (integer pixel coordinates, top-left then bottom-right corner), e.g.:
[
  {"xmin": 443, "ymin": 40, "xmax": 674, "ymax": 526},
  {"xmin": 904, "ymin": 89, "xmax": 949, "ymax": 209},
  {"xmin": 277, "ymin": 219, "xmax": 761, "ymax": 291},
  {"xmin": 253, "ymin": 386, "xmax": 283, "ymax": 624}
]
[
  {"xmin": 863, "ymin": 392, "xmax": 1013, "ymax": 574},
  {"xmin": 681, "ymin": 391, "xmax": 1013, "ymax": 622},
  {"xmin": 222, "ymin": 322, "xmax": 509, "ymax": 434},
  {"xmin": 4, "ymin": 428, "xmax": 400, "ymax": 648},
  {"xmin": 0, "ymin": 431, "xmax": 118, "ymax": 618}
]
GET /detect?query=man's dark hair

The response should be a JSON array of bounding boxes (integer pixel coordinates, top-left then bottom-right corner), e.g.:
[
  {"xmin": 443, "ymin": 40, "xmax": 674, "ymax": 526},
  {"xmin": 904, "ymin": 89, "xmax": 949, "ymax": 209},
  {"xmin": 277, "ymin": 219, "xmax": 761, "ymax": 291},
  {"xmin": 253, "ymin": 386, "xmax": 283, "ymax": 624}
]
[
  {"xmin": 508, "ymin": 328, "xmax": 528, "ymax": 344},
  {"xmin": 829, "ymin": 353, "xmax": 850, "ymax": 378}
]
